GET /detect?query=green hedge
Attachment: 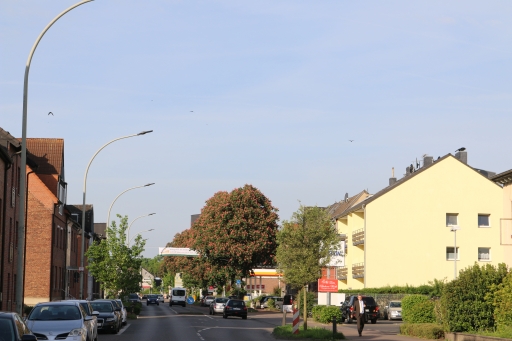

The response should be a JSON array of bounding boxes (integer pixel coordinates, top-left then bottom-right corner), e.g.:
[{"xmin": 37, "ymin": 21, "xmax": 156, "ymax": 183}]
[
  {"xmin": 125, "ymin": 302, "xmax": 142, "ymax": 315},
  {"xmin": 311, "ymin": 305, "xmax": 342, "ymax": 324},
  {"xmin": 491, "ymin": 271, "xmax": 512, "ymax": 331},
  {"xmin": 400, "ymin": 323, "xmax": 444, "ymax": 339},
  {"xmin": 402, "ymin": 295, "xmax": 435, "ymax": 323}
]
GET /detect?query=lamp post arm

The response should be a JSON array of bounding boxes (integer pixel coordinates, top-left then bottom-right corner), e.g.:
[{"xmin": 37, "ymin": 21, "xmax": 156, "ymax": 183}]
[
  {"xmin": 107, "ymin": 185, "xmax": 144, "ymax": 231},
  {"xmin": 16, "ymin": 0, "xmax": 94, "ymax": 316}
]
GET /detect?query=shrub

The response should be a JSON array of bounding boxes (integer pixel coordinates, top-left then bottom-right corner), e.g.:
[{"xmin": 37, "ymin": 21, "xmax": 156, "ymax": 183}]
[
  {"xmin": 490, "ymin": 270, "xmax": 512, "ymax": 331},
  {"xmin": 402, "ymin": 295, "xmax": 431, "ymax": 323},
  {"xmin": 267, "ymin": 298, "xmax": 276, "ymax": 309},
  {"xmin": 23, "ymin": 305, "xmax": 34, "ymax": 317},
  {"xmin": 312, "ymin": 305, "xmax": 342, "ymax": 324},
  {"xmin": 125, "ymin": 302, "xmax": 142, "ymax": 315},
  {"xmin": 400, "ymin": 323, "xmax": 444, "ymax": 339},
  {"xmin": 296, "ymin": 290, "xmax": 316, "ymax": 318},
  {"xmin": 441, "ymin": 263, "xmax": 508, "ymax": 332}
]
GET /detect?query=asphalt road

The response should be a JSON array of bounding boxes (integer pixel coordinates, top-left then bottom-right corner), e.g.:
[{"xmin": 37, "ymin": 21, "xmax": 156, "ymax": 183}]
[{"xmin": 98, "ymin": 300, "xmax": 405, "ymax": 341}]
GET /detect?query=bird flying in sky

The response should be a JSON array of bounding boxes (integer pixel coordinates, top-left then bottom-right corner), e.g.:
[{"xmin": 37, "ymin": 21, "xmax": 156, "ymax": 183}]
[{"xmin": 48, "ymin": 112, "xmax": 53, "ymax": 116}]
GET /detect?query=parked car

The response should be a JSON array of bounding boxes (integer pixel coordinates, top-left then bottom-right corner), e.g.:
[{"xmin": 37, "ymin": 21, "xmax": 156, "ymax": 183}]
[
  {"xmin": 62, "ymin": 300, "xmax": 99, "ymax": 341},
  {"xmin": 90, "ymin": 300, "xmax": 121, "ymax": 334},
  {"xmin": 169, "ymin": 287, "xmax": 187, "ymax": 307},
  {"xmin": 157, "ymin": 294, "xmax": 165, "ymax": 303},
  {"xmin": 340, "ymin": 295, "xmax": 379, "ymax": 324},
  {"xmin": 147, "ymin": 294, "xmax": 160, "ymax": 306},
  {"xmin": 202, "ymin": 295, "xmax": 215, "ymax": 307},
  {"xmin": 128, "ymin": 293, "xmax": 141, "ymax": 304},
  {"xmin": 0, "ymin": 311, "xmax": 36, "ymax": 341},
  {"xmin": 259, "ymin": 296, "xmax": 284, "ymax": 310},
  {"xmin": 223, "ymin": 299, "xmax": 248, "ymax": 319},
  {"xmin": 209, "ymin": 297, "xmax": 228, "ymax": 315},
  {"xmin": 386, "ymin": 300, "xmax": 402, "ymax": 320},
  {"xmin": 26, "ymin": 301, "xmax": 93, "ymax": 341},
  {"xmin": 115, "ymin": 299, "xmax": 128, "ymax": 325},
  {"xmin": 94, "ymin": 299, "xmax": 122, "ymax": 331}
]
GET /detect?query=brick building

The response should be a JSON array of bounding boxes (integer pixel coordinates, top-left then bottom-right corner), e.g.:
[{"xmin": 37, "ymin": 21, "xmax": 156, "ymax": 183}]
[{"xmin": 0, "ymin": 128, "xmax": 21, "ymax": 311}]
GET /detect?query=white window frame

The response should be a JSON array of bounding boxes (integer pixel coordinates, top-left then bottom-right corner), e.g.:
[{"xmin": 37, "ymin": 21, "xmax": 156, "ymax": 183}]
[
  {"xmin": 446, "ymin": 247, "xmax": 460, "ymax": 260},
  {"xmin": 446, "ymin": 213, "xmax": 458, "ymax": 227},
  {"xmin": 478, "ymin": 214, "xmax": 490, "ymax": 228},
  {"xmin": 478, "ymin": 247, "xmax": 491, "ymax": 261}
]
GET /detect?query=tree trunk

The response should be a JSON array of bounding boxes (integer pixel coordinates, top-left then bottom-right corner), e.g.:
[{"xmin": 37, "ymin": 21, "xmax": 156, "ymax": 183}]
[{"xmin": 303, "ymin": 287, "xmax": 307, "ymax": 330}]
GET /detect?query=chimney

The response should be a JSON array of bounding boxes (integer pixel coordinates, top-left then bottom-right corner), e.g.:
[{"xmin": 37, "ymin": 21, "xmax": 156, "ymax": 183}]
[
  {"xmin": 455, "ymin": 150, "xmax": 468, "ymax": 164},
  {"xmin": 423, "ymin": 155, "xmax": 433, "ymax": 167},
  {"xmin": 389, "ymin": 167, "xmax": 397, "ymax": 186}
]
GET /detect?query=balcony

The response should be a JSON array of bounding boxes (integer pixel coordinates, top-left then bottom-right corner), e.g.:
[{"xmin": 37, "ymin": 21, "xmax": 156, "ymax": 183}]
[
  {"xmin": 352, "ymin": 229, "xmax": 364, "ymax": 245},
  {"xmin": 337, "ymin": 266, "xmax": 348, "ymax": 280},
  {"xmin": 352, "ymin": 262, "xmax": 364, "ymax": 279}
]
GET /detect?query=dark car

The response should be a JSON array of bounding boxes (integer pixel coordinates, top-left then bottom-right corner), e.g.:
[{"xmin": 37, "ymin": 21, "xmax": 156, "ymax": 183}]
[
  {"xmin": 223, "ymin": 299, "xmax": 247, "ymax": 319},
  {"xmin": 90, "ymin": 300, "xmax": 121, "ymax": 334},
  {"xmin": 128, "ymin": 293, "xmax": 141, "ymax": 304},
  {"xmin": 95, "ymin": 299, "xmax": 123, "ymax": 331},
  {"xmin": 0, "ymin": 311, "xmax": 36, "ymax": 341},
  {"xmin": 340, "ymin": 295, "xmax": 379, "ymax": 324},
  {"xmin": 147, "ymin": 294, "xmax": 160, "ymax": 306}
]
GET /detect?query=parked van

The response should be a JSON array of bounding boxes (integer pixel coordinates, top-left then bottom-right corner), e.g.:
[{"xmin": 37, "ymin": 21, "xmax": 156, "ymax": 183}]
[{"xmin": 169, "ymin": 287, "xmax": 187, "ymax": 307}]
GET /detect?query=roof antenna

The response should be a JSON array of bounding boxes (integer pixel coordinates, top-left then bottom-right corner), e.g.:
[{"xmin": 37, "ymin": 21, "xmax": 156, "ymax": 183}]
[{"xmin": 392, "ymin": 167, "xmax": 395, "ymax": 178}]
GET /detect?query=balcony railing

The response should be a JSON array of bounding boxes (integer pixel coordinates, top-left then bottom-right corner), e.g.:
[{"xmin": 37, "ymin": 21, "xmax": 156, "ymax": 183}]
[
  {"xmin": 352, "ymin": 262, "xmax": 364, "ymax": 279},
  {"xmin": 337, "ymin": 266, "xmax": 348, "ymax": 280},
  {"xmin": 352, "ymin": 229, "xmax": 364, "ymax": 245}
]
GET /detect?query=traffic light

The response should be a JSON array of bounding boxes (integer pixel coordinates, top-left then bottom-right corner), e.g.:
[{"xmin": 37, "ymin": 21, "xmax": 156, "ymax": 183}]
[{"xmin": 154, "ymin": 277, "xmax": 162, "ymax": 287}]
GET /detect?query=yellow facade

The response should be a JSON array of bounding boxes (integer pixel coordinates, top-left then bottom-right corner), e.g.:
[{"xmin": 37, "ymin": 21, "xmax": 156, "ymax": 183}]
[{"xmin": 335, "ymin": 155, "xmax": 505, "ymax": 290}]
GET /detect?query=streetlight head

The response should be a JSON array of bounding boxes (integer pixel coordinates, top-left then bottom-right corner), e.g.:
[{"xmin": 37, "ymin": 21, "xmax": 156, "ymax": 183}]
[
  {"xmin": 450, "ymin": 226, "xmax": 460, "ymax": 232},
  {"xmin": 149, "ymin": 213, "xmax": 156, "ymax": 216},
  {"xmin": 149, "ymin": 229, "xmax": 154, "ymax": 231},
  {"xmin": 144, "ymin": 183, "xmax": 155, "ymax": 187},
  {"xmin": 138, "ymin": 130, "xmax": 153, "ymax": 135}
]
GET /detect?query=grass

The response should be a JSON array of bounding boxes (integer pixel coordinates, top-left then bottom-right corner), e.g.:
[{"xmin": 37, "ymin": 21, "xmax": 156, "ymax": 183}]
[
  {"xmin": 126, "ymin": 313, "xmax": 138, "ymax": 319},
  {"xmin": 273, "ymin": 325, "xmax": 345, "ymax": 340},
  {"xmin": 474, "ymin": 326, "xmax": 512, "ymax": 339}
]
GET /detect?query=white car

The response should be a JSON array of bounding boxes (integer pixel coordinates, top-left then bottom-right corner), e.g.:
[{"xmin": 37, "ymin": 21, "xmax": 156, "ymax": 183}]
[
  {"xmin": 64, "ymin": 300, "xmax": 99, "ymax": 341},
  {"xmin": 115, "ymin": 299, "xmax": 127, "ymax": 325},
  {"xmin": 157, "ymin": 294, "xmax": 165, "ymax": 303},
  {"xmin": 386, "ymin": 301, "xmax": 402, "ymax": 320},
  {"xmin": 169, "ymin": 287, "xmax": 187, "ymax": 307}
]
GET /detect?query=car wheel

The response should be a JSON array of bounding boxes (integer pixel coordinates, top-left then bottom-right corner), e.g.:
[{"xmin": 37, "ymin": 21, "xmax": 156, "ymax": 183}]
[
  {"xmin": 371, "ymin": 318, "xmax": 377, "ymax": 324},
  {"xmin": 223, "ymin": 314, "xmax": 227, "ymax": 319},
  {"xmin": 182, "ymin": 303, "xmax": 186, "ymax": 307},
  {"xmin": 111, "ymin": 326, "xmax": 118, "ymax": 334},
  {"xmin": 169, "ymin": 303, "xmax": 172, "ymax": 307},
  {"xmin": 388, "ymin": 313, "xmax": 391, "ymax": 321},
  {"xmin": 276, "ymin": 304, "xmax": 281, "ymax": 310},
  {"xmin": 242, "ymin": 315, "xmax": 247, "ymax": 320},
  {"xmin": 346, "ymin": 315, "xmax": 353, "ymax": 324}
]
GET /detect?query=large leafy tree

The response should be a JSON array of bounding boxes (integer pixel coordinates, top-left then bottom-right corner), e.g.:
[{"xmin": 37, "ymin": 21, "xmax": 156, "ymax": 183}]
[
  {"xmin": 275, "ymin": 205, "xmax": 339, "ymax": 330},
  {"xmin": 192, "ymin": 184, "xmax": 279, "ymax": 284},
  {"xmin": 86, "ymin": 215, "xmax": 145, "ymax": 298}
]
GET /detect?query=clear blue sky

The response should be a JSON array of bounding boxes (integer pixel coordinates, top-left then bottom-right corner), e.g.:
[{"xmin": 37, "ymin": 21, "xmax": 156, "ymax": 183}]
[{"xmin": 2, "ymin": 1, "xmax": 511, "ymax": 258}]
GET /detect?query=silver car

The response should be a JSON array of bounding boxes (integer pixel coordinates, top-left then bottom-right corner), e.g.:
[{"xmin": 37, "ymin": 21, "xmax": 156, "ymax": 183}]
[
  {"xmin": 209, "ymin": 297, "xmax": 228, "ymax": 315},
  {"xmin": 62, "ymin": 300, "xmax": 99, "ymax": 341},
  {"xmin": 115, "ymin": 299, "xmax": 127, "ymax": 325},
  {"xmin": 26, "ymin": 301, "xmax": 93, "ymax": 341},
  {"xmin": 386, "ymin": 300, "xmax": 402, "ymax": 320}
]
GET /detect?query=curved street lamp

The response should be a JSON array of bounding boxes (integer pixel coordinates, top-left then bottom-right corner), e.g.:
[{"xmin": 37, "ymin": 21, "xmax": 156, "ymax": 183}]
[
  {"xmin": 16, "ymin": 0, "xmax": 94, "ymax": 315},
  {"xmin": 128, "ymin": 228, "xmax": 155, "ymax": 247},
  {"xmin": 80, "ymin": 130, "xmax": 152, "ymax": 299},
  {"xmin": 127, "ymin": 213, "xmax": 156, "ymax": 246},
  {"xmin": 106, "ymin": 183, "xmax": 155, "ymax": 234}
]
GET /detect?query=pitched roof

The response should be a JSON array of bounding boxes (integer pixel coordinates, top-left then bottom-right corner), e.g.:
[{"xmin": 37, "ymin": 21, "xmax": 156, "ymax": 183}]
[
  {"xmin": 327, "ymin": 190, "xmax": 370, "ymax": 219},
  {"xmin": 67, "ymin": 204, "xmax": 94, "ymax": 233},
  {"xmin": 24, "ymin": 138, "xmax": 64, "ymax": 176},
  {"xmin": 340, "ymin": 153, "xmax": 499, "ymax": 217},
  {"xmin": 0, "ymin": 127, "xmax": 21, "ymax": 149},
  {"xmin": 491, "ymin": 169, "xmax": 512, "ymax": 186}
]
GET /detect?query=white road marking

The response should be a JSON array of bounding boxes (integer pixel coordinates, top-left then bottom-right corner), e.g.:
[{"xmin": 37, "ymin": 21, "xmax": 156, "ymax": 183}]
[{"xmin": 117, "ymin": 323, "xmax": 131, "ymax": 335}]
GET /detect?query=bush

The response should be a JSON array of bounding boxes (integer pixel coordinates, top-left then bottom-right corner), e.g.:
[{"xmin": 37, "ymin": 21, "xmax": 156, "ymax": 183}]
[
  {"xmin": 23, "ymin": 305, "xmax": 34, "ymax": 317},
  {"xmin": 267, "ymin": 298, "xmax": 276, "ymax": 309},
  {"xmin": 296, "ymin": 290, "xmax": 316, "ymax": 318},
  {"xmin": 125, "ymin": 302, "xmax": 142, "ymax": 315},
  {"xmin": 402, "ymin": 295, "xmax": 433, "ymax": 323},
  {"xmin": 400, "ymin": 323, "xmax": 444, "ymax": 339},
  {"xmin": 490, "ymin": 270, "xmax": 512, "ymax": 331},
  {"xmin": 441, "ymin": 263, "xmax": 508, "ymax": 332},
  {"xmin": 311, "ymin": 305, "xmax": 342, "ymax": 324}
]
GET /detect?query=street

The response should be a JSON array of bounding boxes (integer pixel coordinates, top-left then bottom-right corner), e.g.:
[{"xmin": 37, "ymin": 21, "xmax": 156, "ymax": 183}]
[{"xmin": 99, "ymin": 301, "xmax": 407, "ymax": 341}]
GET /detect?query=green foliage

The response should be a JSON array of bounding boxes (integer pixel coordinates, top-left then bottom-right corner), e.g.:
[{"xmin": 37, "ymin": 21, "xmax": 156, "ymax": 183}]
[
  {"xmin": 86, "ymin": 215, "xmax": 145, "ymax": 298},
  {"xmin": 297, "ymin": 291, "xmax": 316, "ymax": 318},
  {"xmin": 273, "ymin": 325, "xmax": 345, "ymax": 339},
  {"xmin": 276, "ymin": 205, "xmax": 339, "ymax": 290},
  {"xmin": 440, "ymin": 262, "xmax": 508, "ymax": 332},
  {"xmin": 475, "ymin": 325, "xmax": 512, "ymax": 339},
  {"xmin": 267, "ymin": 298, "xmax": 276, "ymax": 309},
  {"xmin": 400, "ymin": 323, "xmax": 444, "ymax": 339},
  {"xmin": 339, "ymin": 279, "xmax": 447, "ymax": 296},
  {"xmin": 403, "ymin": 297, "xmax": 436, "ymax": 323},
  {"xmin": 272, "ymin": 286, "xmax": 281, "ymax": 296},
  {"xmin": 23, "ymin": 305, "xmax": 33, "ymax": 317},
  {"xmin": 124, "ymin": 301, "xmax": 142, "ymax": 315},
  {"xmin": 311, "ymin": 305, "xmax": 342, "ymax": 324},
  {"xmin": 489, "ymin": 270, "xmax": 512, "ymax": 330}
]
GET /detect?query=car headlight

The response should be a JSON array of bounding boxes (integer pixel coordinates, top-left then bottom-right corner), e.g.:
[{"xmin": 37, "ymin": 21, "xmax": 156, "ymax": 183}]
[
  {"xmin": 68, "ymin": 329, "xmax": 84, "ymax": 336},
  {"xmin": 106, "ymin": 317, "xmax": 115, "ymax": 321}
]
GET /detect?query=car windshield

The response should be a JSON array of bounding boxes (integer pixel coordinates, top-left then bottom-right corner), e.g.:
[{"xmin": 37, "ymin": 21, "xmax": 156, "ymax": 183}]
[
  {"xmin": 91, "ymin": 302, "xmax": 113, "ymax": 312},
  {"xmin": 229, "ymin": 300, "xmax": 245, "ymax": 307},
  {"xmin": 0, "ymin": 318, "xmax": 14, "ymax": 341},
  {"xmin": 173, "ymin": 290, "xmax": 185, "ymax": 296},
  {"xmin": 389, "ymin": 302, "xmax": 401, "ymax": 308},
  {"xmin": 148, "ymin": 295, "xmax": 157, "ymax": 299},
  {"xmin": 215, "ymin": 298, "xmax": 228, "ymax": 303},
  {"xmin": 29, "ymin": 305, "xmax": 81, "ymax": 320}
]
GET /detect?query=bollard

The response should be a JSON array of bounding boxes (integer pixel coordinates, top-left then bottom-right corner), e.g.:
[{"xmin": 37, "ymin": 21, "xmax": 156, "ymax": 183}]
[
  {"xmin": 292, "ymin": 308, "xmax": 300, "ymax": 334},
  {"xmin": 282, "ymin": 308, "xmax": 287, "ymax": 326},
  {"xmin": 332, "ymin": 316, "xmax": 337, "ymax": 334}
]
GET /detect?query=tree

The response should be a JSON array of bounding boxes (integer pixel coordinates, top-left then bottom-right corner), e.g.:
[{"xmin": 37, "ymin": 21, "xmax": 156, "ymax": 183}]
[
  {"xmin": 191, "ymin": 184, "xmax": 279, "ymax": 284},
  {"xmin": 275, "ymin": 205, "xmax": 339, "ymax": 330},
  {"xmin": 86, "ymin": 215, "xmax": 145, "ymax": 298}
]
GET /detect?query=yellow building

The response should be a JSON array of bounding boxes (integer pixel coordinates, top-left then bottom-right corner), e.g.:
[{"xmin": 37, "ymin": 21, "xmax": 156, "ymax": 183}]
[
  {"xmin": 491, "ymin": 169, "xmax": 512, "ymax": 267},
  {"xmin": 332, "ymin": 152, "xmax": 506, "ymax": 290}
]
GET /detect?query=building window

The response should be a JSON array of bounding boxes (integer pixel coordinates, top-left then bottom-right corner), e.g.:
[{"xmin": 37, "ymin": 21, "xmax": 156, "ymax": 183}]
[
  {"xmin": 478, "ymin": 247, "xmax": 491, "ymax": 261},
  {"xmin": 446, "ymin": 247, "xmax": 460, "ymax": 260},
  {"xmin": 478, "ymin": 214, "xmax": 490, "ymax": 228},
  {"xmin": 446, "ymin": 214, "xmax": 458, "ymax": 226}
]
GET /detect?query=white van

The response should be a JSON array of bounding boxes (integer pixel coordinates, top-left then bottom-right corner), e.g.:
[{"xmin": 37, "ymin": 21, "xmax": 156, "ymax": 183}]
[{"xmin": 169, "ymin": 287, "xmax": 187, "ymax": 307}]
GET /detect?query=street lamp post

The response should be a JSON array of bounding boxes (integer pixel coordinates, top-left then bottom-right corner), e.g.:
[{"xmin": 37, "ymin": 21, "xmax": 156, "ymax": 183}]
[
  {"xmin": 16, "ymin": 0, "xmax": 94, "ymax": 315},
  {"xmin": 80, "ymin": 130, "xmax": 152, "ymax": 299},
  {"xmin": 127, "ymin": 213, "xmax": 156, "ymax": 246},
  {"xmin": 450, "ymin": 226, "xmax": 460, "ymax": 279},
  {"xmin": 128, "ymin": 228, "xmax": 155, "ymax": 247},
  {"xmin": 106, "ymin": 183, "xmax": 155, "ymax": 234}
]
